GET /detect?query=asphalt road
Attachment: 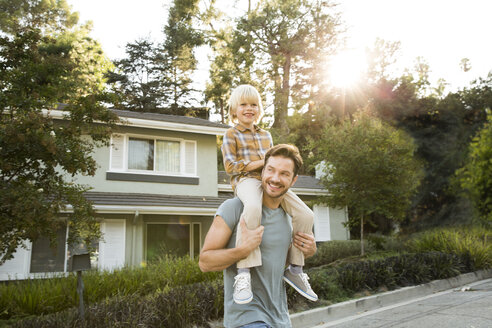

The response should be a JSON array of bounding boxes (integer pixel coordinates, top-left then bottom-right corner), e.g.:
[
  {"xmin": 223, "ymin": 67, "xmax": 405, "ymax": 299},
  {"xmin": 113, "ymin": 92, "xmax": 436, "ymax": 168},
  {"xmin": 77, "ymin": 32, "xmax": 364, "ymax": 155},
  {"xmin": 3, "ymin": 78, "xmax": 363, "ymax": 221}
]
[{"xmin": 318, "ymin": 278, "xmax": 492, "ymax": 328}]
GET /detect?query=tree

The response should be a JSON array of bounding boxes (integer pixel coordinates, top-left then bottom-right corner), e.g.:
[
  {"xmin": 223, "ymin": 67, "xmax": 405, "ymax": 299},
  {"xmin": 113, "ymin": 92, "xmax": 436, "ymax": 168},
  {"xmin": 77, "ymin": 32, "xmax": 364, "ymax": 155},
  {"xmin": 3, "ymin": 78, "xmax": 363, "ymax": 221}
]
[
  {"xmin": 314, "ymin": 112, "xmax": 423, "ymax": 255},
  {"xmin": 456, "ymin": 110, "xmax": 492, "ymax": 224},
  {"xmin": 108, "ymin": 38, "xmax": 167, "ymax": 112},
  {"xmin": 204, "ymin": 28, "xmax": 235, "ymax": 123},
  {"xmin": 161, "ymin": 0, "xmax": 204, "ymax": 113},
  {"xmin": 0, "ymin": 0, "xmax": 117, "ymax": 263},
  {"xmin": 233, "ymin": 0, "xmax": 341, "ymax": 136}
]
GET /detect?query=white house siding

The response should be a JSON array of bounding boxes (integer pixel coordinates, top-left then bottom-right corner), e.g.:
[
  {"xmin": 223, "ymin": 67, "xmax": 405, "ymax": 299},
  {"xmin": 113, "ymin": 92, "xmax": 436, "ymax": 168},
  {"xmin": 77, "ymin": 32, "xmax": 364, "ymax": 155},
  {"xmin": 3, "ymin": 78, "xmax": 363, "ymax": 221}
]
[
  {"xmin": 314, "ymin": 205, "xmax": 350, "ymax": 241},
  {"xmin": 0, "ymin": 244, "xmax": 31, "ymax": 280}
]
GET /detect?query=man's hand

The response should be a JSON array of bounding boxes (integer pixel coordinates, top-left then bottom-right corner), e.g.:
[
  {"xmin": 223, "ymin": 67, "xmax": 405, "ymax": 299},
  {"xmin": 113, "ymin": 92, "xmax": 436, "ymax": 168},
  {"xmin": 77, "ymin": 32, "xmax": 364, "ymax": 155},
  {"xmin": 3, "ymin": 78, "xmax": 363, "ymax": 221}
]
[
  {"xmin": 293, "ymin": 232, "xmax": 316, "ymax": 258},
  {"xmin": 238, "ymin": 218, "xmax": 264, "ymax": 256},
  {"xmin": 199, "ymin": 216, "xmax": 263, "ymax": 272}
]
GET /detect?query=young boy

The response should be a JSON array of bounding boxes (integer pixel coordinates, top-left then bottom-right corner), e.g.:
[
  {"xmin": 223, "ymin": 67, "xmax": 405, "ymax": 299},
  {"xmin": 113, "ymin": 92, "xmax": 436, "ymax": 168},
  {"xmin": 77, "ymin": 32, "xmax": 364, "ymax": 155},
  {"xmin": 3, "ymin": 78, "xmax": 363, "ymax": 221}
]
[{"xmin": 221, "ymin": 84, "xmax": 318, "ymax": 304}]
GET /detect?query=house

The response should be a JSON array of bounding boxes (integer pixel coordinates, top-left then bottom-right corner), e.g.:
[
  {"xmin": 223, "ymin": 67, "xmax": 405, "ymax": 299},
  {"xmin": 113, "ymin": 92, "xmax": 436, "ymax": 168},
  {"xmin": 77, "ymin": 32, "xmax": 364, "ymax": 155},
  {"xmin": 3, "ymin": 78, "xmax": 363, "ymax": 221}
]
[{"xmin": 0, "ymin": 109, "xmax": 348, "ymax": 280}]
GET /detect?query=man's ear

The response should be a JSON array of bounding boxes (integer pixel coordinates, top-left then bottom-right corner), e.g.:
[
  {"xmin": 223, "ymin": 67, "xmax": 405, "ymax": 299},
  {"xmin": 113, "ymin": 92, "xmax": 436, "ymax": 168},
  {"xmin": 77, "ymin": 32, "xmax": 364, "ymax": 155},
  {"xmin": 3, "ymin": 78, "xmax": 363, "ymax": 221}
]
[{"xmin": 291, "ymin": 175, "xmax": 298, "ymax": 187}]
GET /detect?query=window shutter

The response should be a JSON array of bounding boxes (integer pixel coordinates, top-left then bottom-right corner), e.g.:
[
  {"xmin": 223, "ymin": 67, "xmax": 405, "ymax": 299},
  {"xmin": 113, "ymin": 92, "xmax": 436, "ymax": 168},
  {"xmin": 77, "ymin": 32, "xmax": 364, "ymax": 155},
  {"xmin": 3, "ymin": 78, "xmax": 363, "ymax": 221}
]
[
  {"xmin": 184, "ymin": 141, "xmax": 196, "ymax": 175},
  {"xmin": 313, "ymin": 205, "xmax": 331, "ymax": 242},
  {"xmin": 110, "ymin": 134, "xmax": 125, "ymax": 170},
  {"xmin": 99, "ymin": 220, "xmax": 126, "ymax": 271}
]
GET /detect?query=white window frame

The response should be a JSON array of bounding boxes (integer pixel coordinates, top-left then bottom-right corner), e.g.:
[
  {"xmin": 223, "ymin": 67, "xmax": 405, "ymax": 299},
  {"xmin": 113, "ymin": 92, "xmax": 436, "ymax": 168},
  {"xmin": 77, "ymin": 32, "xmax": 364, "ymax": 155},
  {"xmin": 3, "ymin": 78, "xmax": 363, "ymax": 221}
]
[{"xmin": 109, "ymin": 133, "xmax": 197, "ymax": 177}]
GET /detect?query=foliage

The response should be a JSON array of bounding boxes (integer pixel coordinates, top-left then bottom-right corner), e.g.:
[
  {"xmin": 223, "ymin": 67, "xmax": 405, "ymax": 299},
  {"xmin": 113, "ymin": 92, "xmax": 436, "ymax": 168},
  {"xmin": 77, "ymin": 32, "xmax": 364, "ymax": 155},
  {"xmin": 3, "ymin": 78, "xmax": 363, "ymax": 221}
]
[
  {"xmin": 305, "ymin": 240, "xmax": 374, "ymax": 268},
  {"xmin": 314, "ymin": 112, "xmax": 423, "ymax": 254},
  {"xmin": 107, "ymin": 0, "xmax": 204, "ymax": 115},
  {"xmin": 0, "ymin": 256, "xmax": 220, "ymax": 319},
  {"xmin": 455, "ymin": 111, "xmax": 492, "ymax": 223},
  {"xmin": 11, "ymin": 280, "xmax": 224, "ymax": 328},
  {"xmin": 161, "ymin": 0, "xmax": 204, "ymax": 109},
  {"xmin": 408, "ymin": 227, "xmax": 492, "ymax": 270},
  {"xmin": 231, "ymin": 0, "xmax": 342, "ymax": 136},
  {"xmin": 335, "ymin": 252, "xmax": 465, "ymax": 292},
  {"xmin": 107, "ymin": 38, "xmax": 168, "ymax": 111},
  {"xmin": 0, "ymin": 0, "xmax": 118, "ymax": 263},
  {"xmin": 368, "ymin": 72, "xmax": 491, "ymax": 231}
]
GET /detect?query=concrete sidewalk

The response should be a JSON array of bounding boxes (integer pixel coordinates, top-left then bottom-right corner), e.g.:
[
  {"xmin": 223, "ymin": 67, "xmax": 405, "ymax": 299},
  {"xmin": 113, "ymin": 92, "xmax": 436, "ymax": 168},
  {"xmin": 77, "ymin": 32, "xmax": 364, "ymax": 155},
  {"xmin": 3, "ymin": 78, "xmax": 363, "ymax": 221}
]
[{"xmin": 291, "ymin": 269, "xmax": 492, "ymax": 328}]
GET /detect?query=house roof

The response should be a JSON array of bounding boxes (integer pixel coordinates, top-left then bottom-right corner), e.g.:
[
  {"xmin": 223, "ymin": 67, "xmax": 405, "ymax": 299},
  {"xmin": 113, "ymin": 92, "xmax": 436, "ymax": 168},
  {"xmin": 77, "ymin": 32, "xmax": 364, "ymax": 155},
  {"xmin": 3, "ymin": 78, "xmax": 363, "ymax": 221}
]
[
  {"xmin": 111, "ymin": 109, "xmax": 229, "ymax": 129},
  {"xmin": 47, "ymin": 107, "xmax": 230, "ymax": 136},
  {"xmin": 83, "ymin": 191, "xmax": 234, "ymax": 216},
  {"xmin": 85, "ymin": 191, "xmax": 231, "ymax": 208}
]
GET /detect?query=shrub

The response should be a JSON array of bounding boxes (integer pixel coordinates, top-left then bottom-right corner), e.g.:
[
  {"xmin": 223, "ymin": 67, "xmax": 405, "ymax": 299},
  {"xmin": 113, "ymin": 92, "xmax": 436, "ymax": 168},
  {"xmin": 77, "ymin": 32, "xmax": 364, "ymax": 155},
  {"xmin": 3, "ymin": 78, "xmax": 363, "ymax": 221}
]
[
  {"xmin": 366, "ymin": 233, "xmax": 407, "ymax": 252},
  {"xmin": 408, "ymin": 227, "xmax": 492, "ymax": 269},
  {"xmin": 335, "ymin": 252, "xmax": 464, "ymax": 292},
  {"xmin": 305, "ymin": 240, "xmax": 373, "ymax": 268},
  {"xmin": 0, "ymin": 256, "xmax": 221, "ymax": 320},
  {"xmin": 11, "ymin": 280, "xmax": 224, "ymax": 328}
]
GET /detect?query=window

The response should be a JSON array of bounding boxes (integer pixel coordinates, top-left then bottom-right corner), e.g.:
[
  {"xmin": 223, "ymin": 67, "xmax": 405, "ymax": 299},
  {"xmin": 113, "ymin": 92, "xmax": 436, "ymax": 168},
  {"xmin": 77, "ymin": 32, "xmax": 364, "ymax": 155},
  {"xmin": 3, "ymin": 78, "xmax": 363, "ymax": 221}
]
[
  {"xmin": 110, "ymin": 134, "xmax": 196, "ymax": 176},
  {"xmin": 30, "ymin": 226, "xmax": 67, "ymax": 273},
  {"xmin": 30, "ymin": 224, "xmax": 100, "ymax": 274},
  {"xmin": 146, "ymin": 223, "xmax": 201, "ymax": 261}
]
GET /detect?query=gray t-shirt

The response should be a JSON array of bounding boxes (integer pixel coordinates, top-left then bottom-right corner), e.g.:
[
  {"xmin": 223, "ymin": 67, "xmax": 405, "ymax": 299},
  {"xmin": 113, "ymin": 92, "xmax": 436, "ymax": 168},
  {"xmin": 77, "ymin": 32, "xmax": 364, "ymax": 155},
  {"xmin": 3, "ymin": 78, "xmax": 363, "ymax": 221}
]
[{"xmin": 217, "ymin": 197, "xmax": 293, "ymax": 328}]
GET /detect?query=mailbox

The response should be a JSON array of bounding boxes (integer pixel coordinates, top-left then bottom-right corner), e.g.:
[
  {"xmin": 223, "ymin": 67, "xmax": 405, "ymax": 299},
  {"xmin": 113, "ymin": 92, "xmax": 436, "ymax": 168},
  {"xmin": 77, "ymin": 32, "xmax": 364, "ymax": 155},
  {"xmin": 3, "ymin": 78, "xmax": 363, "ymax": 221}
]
[{"xmin": 70, "ymin": 253, "xmax": 91, "ymax": 272}]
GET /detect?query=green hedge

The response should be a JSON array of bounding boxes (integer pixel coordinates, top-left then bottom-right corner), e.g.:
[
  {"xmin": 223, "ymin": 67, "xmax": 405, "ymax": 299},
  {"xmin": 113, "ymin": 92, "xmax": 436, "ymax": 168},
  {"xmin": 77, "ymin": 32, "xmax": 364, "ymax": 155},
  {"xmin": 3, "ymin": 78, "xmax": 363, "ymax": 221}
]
[
  {"xmin": 0, "ymin": 256, "xmax": 221, "ymax": 320},
  {"xmin": 10, "ymin": 251, "xmax": 480, "ymax": 328},
  {"xmin": 408, "ymin": 227, "xmax": 492, "ymax": 269},
  {"xmin": 305, "ymin": 240, "xmax": 373, "ymax": 268},
  {"xmin": 11, "ymin": 280, "xmax": 224, "ymax": 328}
]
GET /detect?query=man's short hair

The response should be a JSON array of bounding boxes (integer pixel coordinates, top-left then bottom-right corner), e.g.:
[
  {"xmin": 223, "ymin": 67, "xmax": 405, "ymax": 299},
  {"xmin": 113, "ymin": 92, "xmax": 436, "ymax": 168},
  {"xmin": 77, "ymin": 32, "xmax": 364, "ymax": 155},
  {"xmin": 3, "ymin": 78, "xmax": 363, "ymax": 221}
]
[
  {"xmin": 228, "ymin": 84, "xmax": 263, "ymax": 123},
  {"xmin": 264, "ymin": 144, "xmax": 303, "ymax": 176}
]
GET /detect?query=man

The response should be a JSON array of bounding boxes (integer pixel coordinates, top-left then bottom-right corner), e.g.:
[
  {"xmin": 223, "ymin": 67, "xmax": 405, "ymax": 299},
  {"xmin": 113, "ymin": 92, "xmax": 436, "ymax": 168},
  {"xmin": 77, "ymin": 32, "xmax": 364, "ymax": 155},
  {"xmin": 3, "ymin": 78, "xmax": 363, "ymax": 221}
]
[{"xmin": 199, "ymin": 144, "xmax": 317, "ymax": 328}]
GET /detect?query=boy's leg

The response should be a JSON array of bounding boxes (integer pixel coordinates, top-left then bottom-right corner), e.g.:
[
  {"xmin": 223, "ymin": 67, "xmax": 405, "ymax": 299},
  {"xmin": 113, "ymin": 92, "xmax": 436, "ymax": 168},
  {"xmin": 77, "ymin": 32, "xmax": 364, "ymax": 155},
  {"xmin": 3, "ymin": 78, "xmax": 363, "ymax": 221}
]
[
  {"xmin": 281, "ymin": 190, "xmax": 318, "ymax": 301},
  {"xmin": 233, "ymin": 178, "xmax": 263, "ymax": 305},
  {"xmin": 281, "ymin": 189, "xmax": 314, "ymax": 266},
  {"xmin": 235, "ymin": 178, "xmax": 263, "ymax": 268}
]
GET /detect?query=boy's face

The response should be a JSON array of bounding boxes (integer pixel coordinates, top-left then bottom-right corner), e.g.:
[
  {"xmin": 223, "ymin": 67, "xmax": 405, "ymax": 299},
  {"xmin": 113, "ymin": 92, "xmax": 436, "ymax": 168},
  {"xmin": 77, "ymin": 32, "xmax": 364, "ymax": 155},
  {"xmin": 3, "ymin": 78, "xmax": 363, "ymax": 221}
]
[{"xmin": 235, "ymin": 98, "xmax": 259, "ymax": 127}]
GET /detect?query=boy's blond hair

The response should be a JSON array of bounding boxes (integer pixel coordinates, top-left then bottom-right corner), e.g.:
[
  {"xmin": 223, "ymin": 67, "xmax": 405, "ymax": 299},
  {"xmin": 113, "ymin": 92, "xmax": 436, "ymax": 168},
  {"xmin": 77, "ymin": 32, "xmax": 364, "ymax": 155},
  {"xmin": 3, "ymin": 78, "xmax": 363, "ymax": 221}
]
[{"xmin": 228, "ymin": 84, "xmax": 263, "ymax": 123}]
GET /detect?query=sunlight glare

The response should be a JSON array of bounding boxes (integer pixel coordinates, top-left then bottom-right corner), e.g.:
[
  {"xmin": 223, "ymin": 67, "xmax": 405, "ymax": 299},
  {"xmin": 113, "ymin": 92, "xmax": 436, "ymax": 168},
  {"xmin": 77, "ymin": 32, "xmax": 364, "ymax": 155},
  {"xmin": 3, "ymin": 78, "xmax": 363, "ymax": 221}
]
[{"xmin": 327, "ymin": 49, "xmax": 366, "ymax": 88}]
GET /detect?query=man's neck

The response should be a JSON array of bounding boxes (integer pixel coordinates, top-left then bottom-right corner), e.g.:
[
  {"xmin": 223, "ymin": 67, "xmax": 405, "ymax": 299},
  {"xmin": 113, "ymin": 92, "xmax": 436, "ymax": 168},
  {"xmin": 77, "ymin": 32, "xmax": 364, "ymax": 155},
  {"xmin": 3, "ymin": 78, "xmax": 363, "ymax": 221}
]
[{"xmin": 262, "ymin": 193, "xmax": 283, "ymax": 210}]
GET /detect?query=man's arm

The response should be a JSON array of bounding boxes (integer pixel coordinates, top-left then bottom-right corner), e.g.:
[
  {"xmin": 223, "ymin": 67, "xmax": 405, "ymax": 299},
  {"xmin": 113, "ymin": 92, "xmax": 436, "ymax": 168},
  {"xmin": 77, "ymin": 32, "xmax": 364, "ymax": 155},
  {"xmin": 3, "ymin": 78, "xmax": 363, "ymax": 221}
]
[{"xmin": 199, "ymin": 216, "xmax": 264, "ymax": 272}]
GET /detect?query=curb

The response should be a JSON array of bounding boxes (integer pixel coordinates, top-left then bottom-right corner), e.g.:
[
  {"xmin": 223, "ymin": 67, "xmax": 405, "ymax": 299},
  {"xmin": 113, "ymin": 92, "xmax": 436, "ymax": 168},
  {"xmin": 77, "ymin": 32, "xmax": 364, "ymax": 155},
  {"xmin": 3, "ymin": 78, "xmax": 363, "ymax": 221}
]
[{"xmin": 290, "ymin": 269, "xmax": 492, "ymax": 328}]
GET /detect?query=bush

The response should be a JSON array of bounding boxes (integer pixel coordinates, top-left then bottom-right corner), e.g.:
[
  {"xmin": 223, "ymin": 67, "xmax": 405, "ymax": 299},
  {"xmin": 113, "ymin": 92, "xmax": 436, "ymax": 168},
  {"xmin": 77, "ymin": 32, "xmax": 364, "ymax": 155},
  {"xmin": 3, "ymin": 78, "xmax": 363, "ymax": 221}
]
[
  {"xmin": 335, "ymin": 252, "xmax": 464, "ymax": 292},
  {"xmin": 0, "ymin": 256, "xmax": 221, "ymax": 320},
  {"xmin": 408, "ymin": 227, "xmax": 492, "ymax": 270},
  {"xmin": 305, "ymin": 240, "xmax": 373, "ymax": 268},
  {"xmin": 11, "ymin": 280, "xmax": 224, "ymax": 328},
  {"xmin": 366, "ymin": 233, "xmax": 406, "ymax": 252}
]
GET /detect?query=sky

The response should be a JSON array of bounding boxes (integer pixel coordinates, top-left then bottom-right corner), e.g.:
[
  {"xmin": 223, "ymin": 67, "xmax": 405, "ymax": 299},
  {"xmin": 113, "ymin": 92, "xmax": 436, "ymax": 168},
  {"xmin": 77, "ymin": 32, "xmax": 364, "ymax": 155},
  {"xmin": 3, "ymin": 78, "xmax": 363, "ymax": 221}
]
[{"xmin": 68, "ymin": 0, "xmax": 491, "ymax": 92}]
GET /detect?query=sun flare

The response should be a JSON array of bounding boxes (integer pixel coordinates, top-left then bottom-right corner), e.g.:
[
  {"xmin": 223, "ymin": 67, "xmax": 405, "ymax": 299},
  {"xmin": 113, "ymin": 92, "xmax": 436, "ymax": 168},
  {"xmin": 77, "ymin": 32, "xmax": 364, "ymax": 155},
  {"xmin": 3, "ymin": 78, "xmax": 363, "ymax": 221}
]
[{"xmin": 327, "ymin": 49, "xmax": 366, "ymax": 88}]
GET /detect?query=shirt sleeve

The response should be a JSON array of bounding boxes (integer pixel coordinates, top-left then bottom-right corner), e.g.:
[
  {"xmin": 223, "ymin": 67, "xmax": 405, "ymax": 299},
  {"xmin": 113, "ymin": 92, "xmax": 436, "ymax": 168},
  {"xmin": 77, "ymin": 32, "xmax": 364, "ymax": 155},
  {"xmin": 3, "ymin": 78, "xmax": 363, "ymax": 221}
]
[
  {"xmin": 216, "ymin": 198, "xmax": 244, "ymax": 232},
  {"xmin": 221, "ymin": 128, "xmax": 250, "ymax": 175}
]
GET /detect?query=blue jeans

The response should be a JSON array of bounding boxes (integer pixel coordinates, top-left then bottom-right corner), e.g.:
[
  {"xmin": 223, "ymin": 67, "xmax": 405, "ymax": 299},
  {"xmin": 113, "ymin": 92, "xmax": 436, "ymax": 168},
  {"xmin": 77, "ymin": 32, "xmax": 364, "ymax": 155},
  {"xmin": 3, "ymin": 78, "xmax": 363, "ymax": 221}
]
[{"xmin": 238, "ymin": 321, "xmax": 272, "ymax": 328}]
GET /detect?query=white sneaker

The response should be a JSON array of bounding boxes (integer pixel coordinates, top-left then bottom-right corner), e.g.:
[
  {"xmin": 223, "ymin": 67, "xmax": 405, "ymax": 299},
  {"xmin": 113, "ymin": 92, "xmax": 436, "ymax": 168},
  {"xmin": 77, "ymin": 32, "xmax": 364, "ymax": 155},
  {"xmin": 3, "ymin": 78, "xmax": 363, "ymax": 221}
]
[{"xmin": 233, "ymin": 272, "xmax": 253, "ymax": 304}]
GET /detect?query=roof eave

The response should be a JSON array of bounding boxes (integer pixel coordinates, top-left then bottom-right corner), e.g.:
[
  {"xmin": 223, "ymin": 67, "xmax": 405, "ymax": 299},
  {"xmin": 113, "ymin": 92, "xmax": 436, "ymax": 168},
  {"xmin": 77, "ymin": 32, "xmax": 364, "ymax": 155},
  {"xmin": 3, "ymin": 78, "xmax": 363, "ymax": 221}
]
[{"xmin": 44, "ymin": 109, "xmax": 228, "ymax": 136}]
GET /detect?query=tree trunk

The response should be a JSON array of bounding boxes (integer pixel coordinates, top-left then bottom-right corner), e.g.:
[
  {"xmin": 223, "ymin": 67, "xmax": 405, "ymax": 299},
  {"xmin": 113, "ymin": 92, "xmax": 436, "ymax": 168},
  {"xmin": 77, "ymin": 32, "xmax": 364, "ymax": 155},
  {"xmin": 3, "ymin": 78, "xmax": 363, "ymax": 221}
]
[
  {"xmin": 360, "ymin": 214, "xmax": 365, "ymax": 256},
  {"xmin": 272, "ymin": 54, "xmax": 291, "ymax": 136},
  {"xmin": 219, "ymin": 98, "xmax": 225, "ymax": 124}
]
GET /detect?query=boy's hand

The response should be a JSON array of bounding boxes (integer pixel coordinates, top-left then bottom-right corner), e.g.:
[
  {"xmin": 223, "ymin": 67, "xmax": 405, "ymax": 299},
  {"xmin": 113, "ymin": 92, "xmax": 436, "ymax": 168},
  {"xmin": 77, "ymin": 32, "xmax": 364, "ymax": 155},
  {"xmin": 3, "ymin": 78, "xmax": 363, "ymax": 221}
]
[{"xmin": 239, "ymin": 218, "xmax": 264, "ymax": 255}]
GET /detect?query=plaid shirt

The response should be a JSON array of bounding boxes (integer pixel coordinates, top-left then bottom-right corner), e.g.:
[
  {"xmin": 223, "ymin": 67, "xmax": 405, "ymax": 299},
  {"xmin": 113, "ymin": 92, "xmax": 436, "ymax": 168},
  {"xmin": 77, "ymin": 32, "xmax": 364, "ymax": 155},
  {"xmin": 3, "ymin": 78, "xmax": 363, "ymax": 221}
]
[{"xmin": 222, "ymin": 124, "xmax": 273, "ymax": 188}]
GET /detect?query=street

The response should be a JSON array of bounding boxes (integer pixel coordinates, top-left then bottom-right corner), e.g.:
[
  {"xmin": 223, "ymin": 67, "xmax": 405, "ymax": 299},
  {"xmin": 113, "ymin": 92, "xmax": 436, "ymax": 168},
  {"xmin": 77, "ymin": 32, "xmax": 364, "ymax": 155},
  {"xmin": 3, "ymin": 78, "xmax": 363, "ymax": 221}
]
[{"xmin": 319, "ymin": 278, "xmax": 492, "ymax": 328}]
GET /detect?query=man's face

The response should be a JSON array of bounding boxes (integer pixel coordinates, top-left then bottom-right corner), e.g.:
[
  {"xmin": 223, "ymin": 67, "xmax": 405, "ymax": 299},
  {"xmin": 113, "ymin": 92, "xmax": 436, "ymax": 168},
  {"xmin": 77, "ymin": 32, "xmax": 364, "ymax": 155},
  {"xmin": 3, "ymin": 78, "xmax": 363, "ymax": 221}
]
[{"xmin": 261, "ymin": 155, "xmax": 298, "ymax": 199}]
